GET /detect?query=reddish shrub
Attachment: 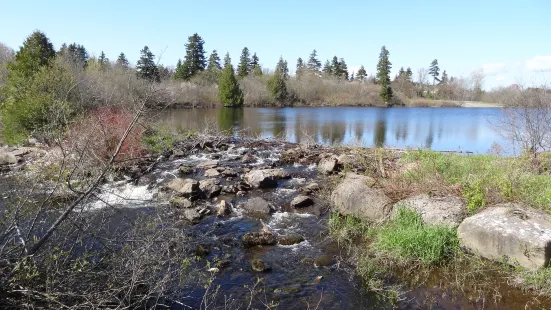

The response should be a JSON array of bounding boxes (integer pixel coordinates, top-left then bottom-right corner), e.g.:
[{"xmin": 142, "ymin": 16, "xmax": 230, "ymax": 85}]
[{"xmin": 67, "ymin": 107, "xmax": 146, "ymax": 163}]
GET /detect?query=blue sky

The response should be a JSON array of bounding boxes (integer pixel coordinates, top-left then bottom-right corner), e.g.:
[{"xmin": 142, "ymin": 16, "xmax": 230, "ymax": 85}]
[{"xmin": 2, "ymin": 0, "xmax": 550, "ymax": 89}]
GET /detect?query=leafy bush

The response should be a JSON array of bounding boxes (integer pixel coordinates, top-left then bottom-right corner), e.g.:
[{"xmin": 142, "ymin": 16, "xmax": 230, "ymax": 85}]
[{"xmin": 376, "ymin": 207, "xmax": 459, "ymax": 265}]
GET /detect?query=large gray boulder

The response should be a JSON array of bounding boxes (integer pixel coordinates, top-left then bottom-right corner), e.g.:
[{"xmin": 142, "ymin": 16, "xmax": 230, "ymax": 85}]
[
  {"xmin": 318, "ymin": 156, "xmax": 338, "ymax": 174},
  {"xmin": 0, "ymin": 150, "xmax": 17, "ymax": 165},
  {"xmin": 244, "ymin": 169, "xmax": 290, "ymax": 188},
  {"xmin": 199, "ymin": 179, "xmax": 222, "ymax": 198},
  {"xmin": 458, "ymin": 204, "xmax": 551, "ymax": 270},
  {"xmin": 242, "ymin": 197, "xmax": 272, "ymax": 216},
  {"xmin": 167, "ymin": 178, "xmax": 200, "ymax": 199},
  {"xmin": 196, "ymin": 160, "xmax": 219, "ymax": 169},
  {"xmin": 393, "ymin": 194, "xmax": 465, "ymax": 227},
  {"xmin": 331, "ymin": 173, "xmax": 391, "ymax": 221}
]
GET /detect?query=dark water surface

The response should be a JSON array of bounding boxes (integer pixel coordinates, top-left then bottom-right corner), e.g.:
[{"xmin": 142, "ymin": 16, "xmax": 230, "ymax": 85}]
[{"xmin": 157, "ymin": 107, "xmax": 506, "ymax": 153}]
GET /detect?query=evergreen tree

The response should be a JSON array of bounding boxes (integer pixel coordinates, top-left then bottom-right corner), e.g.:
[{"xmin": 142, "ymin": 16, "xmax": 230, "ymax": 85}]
[
  {"xmin": 250, "ymin": 53, "xmax": 259, "ymax": 70},
  {"xmin": 207, "ymin": 50, "xmax": 222, "ymax": 71},
  {"xmin": 181, "ymin": 33, "xmax": 206, "ymax": 80},
  {"xmin": 174, "ymin": 59, "xmax": 184, "ymax": 80},
  {"xmin": 8, "ymin": 30, "xmax": 55, "ymax": 79},
  {"xmin": 406, "ymin": 67, "xmax": 413, "ymax": 81},
  {"xmin": 322, "ymin": 60, "xmax": 332, "ymax": 76},
  {"xmin": 439, "ymin": 70, "xmax": 449, "ymax": 84},
  {"xmin": 376, "ymin": 46, "xmax": 392, "ymax": 103},
  {"xmin": 252, "ymin": 65, "xmax": 263, "ymax": 76},
  {"xmin": 338, "ymin": 58, "xmax": 349, "ymax": 79},
  {"xmin": 330, "ymin": 56, "xmax": 339, "ymax": 76},
  {"xmin": 350, "ymin": 72, "xmax": 355, "ymax": 81},
  {"xmin": 116, "ymin": 52, "xmax": 129, "ymax": 69},
  {"xmin": 307, "ymin": 49, "xmax": 321, "ymax": 73},
  {"xmin": 59, "ymin": 43, "xmax": 88, "ymax": 67},
  {"xmin": 296, "ymin": 57, "xmax": 305, "ymax": 76},
  {"xmin": 237, "ymin": 47, "xmax": 251, "ymax": 78},
  {"xmin": 268, "ymin": 57, "xmax": 288, "ymax": 102},
  {"xmin": 136, "ymin": 46, "xmax": 159, "ymax": 82},
  {"xmin": 398, "ymin": 67, "xmax": 405, "ymax": 77},
  {"xmin": 98, "ymin": 51, "xmax": 109, "ymax": 69},
  {"xmin": 357, "ymin": 65, "xmax": 367, "ymax": 81},
  {"xmin": 218, "ymin": 53, "xmax": 243, "ymax": 107},
  {"xmin": 429, "ymin": 59, "xmax": 440, "ymax": 84}
]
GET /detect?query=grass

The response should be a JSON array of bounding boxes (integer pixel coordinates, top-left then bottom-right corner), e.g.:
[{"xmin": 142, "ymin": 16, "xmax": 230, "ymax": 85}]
[
  {"xmin": 376, "ymin": 207, "xmax": 459, "ymax": 265},
  {"xmin": 400, "ymin": 150, "xmax": 551, "ymax": 213}
]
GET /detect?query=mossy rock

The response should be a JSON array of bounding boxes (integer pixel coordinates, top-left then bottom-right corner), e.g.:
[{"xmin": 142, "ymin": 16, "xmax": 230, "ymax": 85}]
[
  {"xmin": 277, "ymin": 235, "xmax": 305, "ymax": 245},
  {"xmin": 251, "ymin": 258, "xmax": 271, "ymax": 272}
]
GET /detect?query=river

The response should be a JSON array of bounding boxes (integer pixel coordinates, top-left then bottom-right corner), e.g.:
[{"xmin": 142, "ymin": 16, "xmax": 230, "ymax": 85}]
[{"xmin": 156, "ymin": 107, "xmax": 507, "ymax": 154}]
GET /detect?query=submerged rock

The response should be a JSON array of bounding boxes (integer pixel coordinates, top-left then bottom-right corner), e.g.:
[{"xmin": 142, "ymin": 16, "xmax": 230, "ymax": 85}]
[
  {"xmin": 278, "ymin": 234, "xmax": 305, "ymax": 245},
  {"xmin": 290, "ymin": 195, "xmax": 314, "ymax": 208},
  {"xmin": 251, "ymin": 258, "xmax": 270, "ymax": 272},
  {"xmin": 242, "ymin": 197, "xmax": 272, "ymax": 216},
  {"xmin": 458, "ymin": 204, "xmax": 551, "ymax": 270},
  {"xmin": 179, "ymin": 165, "xmax": 194, "ymax": 175},
  {"xmin": 195, "ymin": 244, "xmax": 210, "ymax": 257},
  {"xmin": 314, "ymin": 254, "xmax": 335, "ymax": 267},
  {"xmin": 393, "ymin": 194, "xmax": 466, "ymax": 227},
  {"xmin": 331, "ymin": 173, "xmax": 391, "ymax": 221},
  {"xmin": 199, "ymin": 178, "xmax": 222, "ymax": 198},
  {"xmin": 242, "ymin": 231, "xmax": 277, "ymax": 247},
  {"xmin": 318, "ymin": 156, "xmax": 338, "ymax": 174},
  {"xmin": 244, "ymin": 169, "xmax": 290, "ymax": 188}
]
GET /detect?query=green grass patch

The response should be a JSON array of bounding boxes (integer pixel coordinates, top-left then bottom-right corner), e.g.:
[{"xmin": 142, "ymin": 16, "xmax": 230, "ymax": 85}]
[
  {"xmin": 375, "ymin": 207, "xmax": 459, "ymax": 265},
  {"xmin": 328, "ymin": 212, "xmax": 371, "ymax": 245}
]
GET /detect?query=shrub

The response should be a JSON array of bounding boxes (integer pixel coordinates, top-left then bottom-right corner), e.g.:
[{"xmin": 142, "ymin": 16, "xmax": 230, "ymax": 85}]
[{"xmin": 376, "ymin": 207, "xmax": 459, "ymax": 265}]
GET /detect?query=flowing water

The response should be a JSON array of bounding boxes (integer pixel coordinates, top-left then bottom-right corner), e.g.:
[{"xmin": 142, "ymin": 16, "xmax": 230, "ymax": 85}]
[{"xmin": 156, "ymin": 107, "xmax": 507, "ymax": 154}]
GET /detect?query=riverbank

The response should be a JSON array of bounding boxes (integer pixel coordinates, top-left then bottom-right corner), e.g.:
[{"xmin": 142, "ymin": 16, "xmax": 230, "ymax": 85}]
[{"xmin": 1, "ymin": 133, "xmax": 549, "ymax": 308}]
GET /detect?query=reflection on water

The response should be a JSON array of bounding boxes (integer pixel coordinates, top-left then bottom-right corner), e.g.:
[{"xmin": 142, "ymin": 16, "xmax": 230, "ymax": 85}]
[{"xmin": 157, "ymin": 107, "xmax": 505, "ymax": 153}]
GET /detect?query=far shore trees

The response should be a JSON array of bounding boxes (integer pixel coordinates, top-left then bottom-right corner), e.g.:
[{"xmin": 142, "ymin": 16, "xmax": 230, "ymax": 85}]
[
  {"xmin": 376, "ymin": 45, "xmax": 392, "ymax": 103},
  {"xmin": 356, "ymin": 65, "xmax": 367, "ymax": 81},
  {"xmin": 218, "ymin": 53, "xmax": 244, "ymax": 107},
  {"xmin": 429, "ymin": 59, "xmax": 440, "ymax": 85},
  {"xmin": 176, "ymin": 33, "xmax": 206, "ymax": 80},
  {"xmin": 116, "ymin": 52, "xmax": 129, "ymax": 69},
  {"xmin": 237, "ymin": 47, "xmax": 251, "ymax": 78},
  {"xmin": 307, "ymin": 49, "xmax": 321, "ymax": 74},
  {"xmin": 136, "ymin": 46, "xmax": 160, "ymax": 82},
  {"xmin": 267, "ymin": 56, "xmax": 288, "ymax": 102}
]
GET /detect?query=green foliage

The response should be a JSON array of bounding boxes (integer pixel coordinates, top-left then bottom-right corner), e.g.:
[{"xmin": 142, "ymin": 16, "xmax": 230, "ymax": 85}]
[
  {"xmin": 463, "ymin": 179, "xmax": 486, "ymax": 212},
  {"xmin": 322, "ymin": 60, "xmax": 332, "ymax": 76},
  {"xmin": 218, "ymin": 53, "xmax": 244, "ymax": 107},
  {"xmin": 328, "ymin": 212, "xmax": 371, "ymax": 244},
  {"xmin": 207, "ymin": 50, "xmax": 222, "ymax": 72},
  {"xmin": 275, "ymin": 56, "xmax": 289, "ymax": 80},
  {"xmin": 376, "ymin": 207, "xmax": 459, "ymax": 265},
  {"xmin": 267, "ymin": 70, "xmax": 288, "ymax": 102},
  {"xmin": 142, "ymin": 126, "xmax": 176, "ymax": 153},
  {"xmin": 136, "ymin": 46, "xmax": 159, "ymax": 82},
  {"xmin": 1, "ymin": 57, "xmax": 76, "ymax": 144},
  {"xmin": 376, "ymin": 46, "xmax": 393, "ymax": 103},
  {"xmin": 58, "ymin": 43, "xmax": 89, "ymax": 68},
  {"xmin": 98, "ymin": 51, "xmax": 109, "ymax": 69},
  {"xmin": 356, "ymin": 65, "xmax": 367, "ymax": 81},
  {"xmin": 179, "ymin": 33, "xmax": 206, "ymax": 80},
  {"xmin": 296, "ymin": 57, "xmax": 305, "ymax": 76},
  {"xmin": 237, "ymin": 47, "xmax": 250, "ymax": 78},
  {"xmin": 116, "ymin": 52, "xmax": 129, "ymax": 69},
  {"xmin": 429, "ymin": 59, "xmax": 440, "ymax": 84},
  {"xmin": 7, "ymin": 31, "xmax": 55, "ymax": 80},
  {"xmin": 306, "ymin": 49, "xmax": 321, "ymax": 73}
]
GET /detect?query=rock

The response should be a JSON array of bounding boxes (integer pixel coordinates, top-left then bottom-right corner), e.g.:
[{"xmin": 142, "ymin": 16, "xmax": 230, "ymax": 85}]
[
  {"xmin": 244, "ymin": 169, "xmax": 290, "ymax": 188},
  {"xmin": 195, "ymin": 244, "xmax": 210, "ymax": 257},
  {"xmin": 278, "ymin": 234, "xmax": 305, "ymax": 245},
  {"xmin": 337, "ymin": 154, "xmax": 356, "ymax": 167},
  {"xmin": 199, "ymin": 179, "xmax": 222, "ymax": 198},
  {"xmin": 219, "ymin": 167, "xmax": 238, "ymax": 177},
  {"xmin": 314, "ymin": 255, "xmax": 335, "ymax": 267},
  {"xmin": 196, "ymin": 160, "xmax": 219, "ymax": 169},
  {"xmin": 236, "ymin": 191, "xmax": 246, "ymax": 197},
  {"xmin": 204, "ymin": 168, "xmax": 220, "ymax": 177},
  {"xmin": 318, "ymin": 156, "xmax": 338, "ymax": 174},
  {"xmin": 167, "ymin": 178, "xmax": 200, "ymax": 198},
  {"xmin": 393, "ymin": 194, "xmax": 466, "ymax": 227},
  {"xmin": 241, "ymin": 153, "xmax": 257, "ymax": 164},
  {"xmin": 242, "ymin": 231, "xmax": 277, "ymax": 247},
  {"xmin": 216, "ymin": 200, "xmax": 231, "ymax": 217},
  {"xmin": 183, "ymin": 208, "xmax": 203, "ymax": 223},
  {"xmin": 251, "ymin": 258, "xmax": 270, "ymax": 272},
  {"xmin": 274, "ymin": 286, "xmax": 302, "ymax": 294},
  {"xmin": 222, "ymin": 185, "xmax": 239, "ymax": 194},
  {"xmin": 214, "ymin": 259, "xmax": 231, "ymax": 269},
  {"xmin": 301, "ymin": 257, "xmax": 315, "ymax": 265},
  {"xmin": 179, "ymin": 166, "xmax": 194, "ymax": 175},
  {"xmin": 301, "ymin": 182, "xmax": 320, "ymax": 194},
  {"xmin": 173, "ymin": 149, "xmax": 185, "ymax": 157},
  {"xmin": 242, "ymin": 197, "xmax": 272, "ymax": 216},
  {"xmin": 458, "ymin": 205, "xmax": 551, "ymax": 270},
  {"xmin": 170, "ymin": 197, "xmax": 193, "ymax": 209},
  {"xmin": 290, "ymin": 195, "xmax": 314, "ymax": 209},
  {"xmin": 331, "ymin": 173, "xmax": 390, "ymax": 221},
  {"xmin": 0, "ymin": 150, "xmax": 17, "ymax": 165}
]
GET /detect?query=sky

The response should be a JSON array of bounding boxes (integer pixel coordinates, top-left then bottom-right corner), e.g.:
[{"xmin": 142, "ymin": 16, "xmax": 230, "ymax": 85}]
[{"xmin": 1, "ymin": 0, "xmax": 550, "ymax": 89}]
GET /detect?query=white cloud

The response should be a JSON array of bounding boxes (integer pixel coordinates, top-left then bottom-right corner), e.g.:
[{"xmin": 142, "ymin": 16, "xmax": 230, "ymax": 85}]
[
  {"xmin": 481, "ymin": 63, "xmax": 507, "ymax": 75},
  {"xmin": 495, "ymin": 76, "xmax": 505, "ymax": 81},
  {"xmin": 525, "ymin": 56, "xmax": 551, "ymax": 72}
]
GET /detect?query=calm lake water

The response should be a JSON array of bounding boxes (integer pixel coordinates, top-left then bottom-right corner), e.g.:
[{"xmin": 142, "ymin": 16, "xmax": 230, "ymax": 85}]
[{"xmin": 157, "ymin": 107, "xmax": 506, "ymax": 153}]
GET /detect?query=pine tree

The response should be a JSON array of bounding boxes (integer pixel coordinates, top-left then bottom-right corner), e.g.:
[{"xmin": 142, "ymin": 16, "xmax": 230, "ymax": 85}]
[
  {"xmin": 98, "ymin": 51, "xmax": 109, "ymax": 69},
  {"xmin": 136, "ymin": 46, "xmax": 159, "ymax": 82},
  {"xmin": 218, "ymin": 53, "xmax": 243, "ymax": 107},
  {"xmin": 406, "ymin": 67, "xmax": 413, "ymax": 81},
  {"xmin": 398, "ymin": 67, "xmax": 405, "ymax": 77},
  {"xmin": 307, "ymin": 49, "xmax": 321, "ymax": 73},
  {"xmin": 322, "ymin": 60, "xmax": 332, "ymax": 76},
  {"xmin": 439, "ymin": 70, "xmax": 449, "ymax": 84},
  {"xmin": 429, "ymin": 59, "xmax": 440, "ymax": 85},
  {"xmin": 350, "ymin": 72, "xmax": 355, "ymax": 81},
  {"xmin": 237, "ymin": 47, "xmax": 250, "ymax": 78},
  {"xmin": 376, "ymin": 46, "xmax": 393, "ymax": 103},
  {"xmin": 174, "ymin": 59, "xmax": 184, "ymax": 80},
  {"xmin": 296, "ymin": 57, "xmax": 305, "ymax": 76},
  {"xmin": 181, "ymin": 33, "xmax": 206, "ymax": 80},
  {"xmin": 207, "ymin": 50, "xmax": 222, "ymax": 71},
  {"xmin": 59, "ymin": 43, "xmax": 88, "ymax": 67},
  {"xmin": 252, "ymin": 65, "xmax": 263, "ymax": 76},
  {"xmin": 250, "ymin": 53, "xmax": 259, "ymax": 70},
  {"xmin": 116, "ymin": 52, "xmax": 129, "ymax": 69},
  {"xmin": 357, "ymin": 65, "xmax": 367, "ymax": 81},
  {"xmin": 268, "ymin": 57, "xmax": 288, "ymax": 102},
  {"xmin": 338, "ymin": 58, "xmax": 348, "ymax": 79},
  {"xmin": 8, "ymin": 30, "xmax": 55, "ymax": 79},
  {"xmin": 330, "ymin": 56, "xmax": 339, "ymax": 76}
]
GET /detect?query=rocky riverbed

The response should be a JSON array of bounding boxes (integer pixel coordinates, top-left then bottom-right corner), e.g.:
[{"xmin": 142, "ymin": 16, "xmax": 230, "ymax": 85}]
[{"xmin": 2, "ymin": 137, "xmax": 551, "ymax": 309}]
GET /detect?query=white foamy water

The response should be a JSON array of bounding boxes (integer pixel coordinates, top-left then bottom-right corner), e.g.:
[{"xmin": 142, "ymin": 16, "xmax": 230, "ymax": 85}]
[{"xmin": 88, "ymin": 182, "xmax": 156, "ymax": 210}]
